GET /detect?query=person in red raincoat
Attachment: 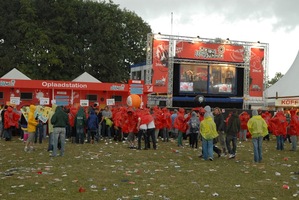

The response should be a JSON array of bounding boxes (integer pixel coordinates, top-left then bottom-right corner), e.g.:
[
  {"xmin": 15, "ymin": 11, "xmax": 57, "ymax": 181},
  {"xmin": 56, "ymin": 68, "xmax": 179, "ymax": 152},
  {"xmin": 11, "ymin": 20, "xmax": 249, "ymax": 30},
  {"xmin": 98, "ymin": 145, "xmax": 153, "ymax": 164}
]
[
  {"xmin": 174, "ymin": 108, "xmax": 187, "ymax": 147},
  {"xmin": 239, "ymin": 111, "xmax": 250, "ymax": 141},
  {"xmin": 160, "ymin": 107, "xmax": 171, "ymax": 142},
  {"xmin": 112, "ymin": 107, "xmax": 127, "ymax": 142},
  {"xmin": 68, "ymin": 106, "xmax": 78, "ymax": 143},
  {"xmin": 4, "ymin": 106, "xmax": 20, "ymax": 141},
  {"xmin": 261, "ymin": 110, "xmax": 272, "ymax": 141},
  {"xmin": 152, "ymin": 106, "xmax": 162, "ymax": 141},
  {"xmin": 184, "ymin": 110, "xmax": 192, "ymax": 142},
  {"xmin": 122, "ymin": 107, "xmax": 138, "ymax": 149},
  {"xmin": 269, "ymin": 109, "xmax": 288, "ymax": 150},
  {"xmin": 288, "ymin": 109, "xmax": 299, "ymax": 151},
  {"xmin": 198, "ymin": 107, "xmax": 205, "ymax": 122},
  {"xmin": 136, "ymin": 108, "xmax": 154, "ymax": 150}
]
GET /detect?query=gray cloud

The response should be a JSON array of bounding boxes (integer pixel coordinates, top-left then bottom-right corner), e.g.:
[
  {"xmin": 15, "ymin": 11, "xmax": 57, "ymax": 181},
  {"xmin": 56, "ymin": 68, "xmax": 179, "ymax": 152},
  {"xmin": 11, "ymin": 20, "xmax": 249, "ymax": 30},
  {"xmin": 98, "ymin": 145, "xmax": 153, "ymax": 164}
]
[{"xmin": 111, "ymin": 0, "xmax": 299, "ymax": 31}]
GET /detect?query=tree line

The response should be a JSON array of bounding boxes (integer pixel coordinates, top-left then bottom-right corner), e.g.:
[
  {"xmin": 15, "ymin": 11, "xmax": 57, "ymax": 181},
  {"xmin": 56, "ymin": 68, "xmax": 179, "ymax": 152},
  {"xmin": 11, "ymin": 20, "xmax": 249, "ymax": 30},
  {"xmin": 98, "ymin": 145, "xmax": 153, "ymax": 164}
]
[{"xmin": 0, "ymin": 0, "xmax": 151, "ymax": 82}]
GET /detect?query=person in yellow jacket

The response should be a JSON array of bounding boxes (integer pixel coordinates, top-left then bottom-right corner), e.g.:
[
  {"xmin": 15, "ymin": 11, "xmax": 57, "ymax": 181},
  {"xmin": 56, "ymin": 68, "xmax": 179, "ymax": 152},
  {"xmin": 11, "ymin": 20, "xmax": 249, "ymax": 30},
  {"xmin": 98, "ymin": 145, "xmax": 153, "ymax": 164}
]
[
  {"xmin": 24, "ymin": 105, "xmax": 38, "ymax": 151},
  {"xmin": 200, "ymin": 106, "xmax": 219, "ymax": 161},
  {"xmin": 47, "ymin": 104, "xmax": 57, "ymax": 152},
  {"xmin": 247, "ymin": 109, "xmax": 268, "ymax": 163}
]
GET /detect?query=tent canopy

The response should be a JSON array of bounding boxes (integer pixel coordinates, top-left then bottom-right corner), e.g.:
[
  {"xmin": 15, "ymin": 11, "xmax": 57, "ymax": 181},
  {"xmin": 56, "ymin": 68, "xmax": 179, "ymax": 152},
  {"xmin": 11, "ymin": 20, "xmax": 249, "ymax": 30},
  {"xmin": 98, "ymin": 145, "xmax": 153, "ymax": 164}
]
[
  {"xmin": 266, "ymin": 50, "xmax": 299, "ymax": 98},
  {"xmin": 72, "ymin": 72, "xmax": 101, "ymax": 83},
  {"xmin": 1, "ymin": 68, "xmax": 31, "ymax": 80},
  {"xmin": 1, "ymin": 69, "xmax": 101, "ymax": 83}
]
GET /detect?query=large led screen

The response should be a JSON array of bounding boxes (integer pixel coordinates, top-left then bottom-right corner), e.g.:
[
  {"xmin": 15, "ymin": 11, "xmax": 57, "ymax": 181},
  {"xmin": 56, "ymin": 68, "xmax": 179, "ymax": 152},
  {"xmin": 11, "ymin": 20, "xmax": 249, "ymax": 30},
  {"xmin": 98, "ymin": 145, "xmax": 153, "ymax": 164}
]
[{"xmin": 179, "ymin": 64, "xmax": 237, "ymax": 95}]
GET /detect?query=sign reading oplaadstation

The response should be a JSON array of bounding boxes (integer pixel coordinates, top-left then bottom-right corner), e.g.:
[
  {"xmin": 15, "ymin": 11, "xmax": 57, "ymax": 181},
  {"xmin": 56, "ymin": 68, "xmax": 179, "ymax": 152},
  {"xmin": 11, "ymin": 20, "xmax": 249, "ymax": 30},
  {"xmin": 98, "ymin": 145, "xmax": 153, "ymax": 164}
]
[{"xmin": 275, "ymin": 99, "xmax": 299, "ymax": 107}]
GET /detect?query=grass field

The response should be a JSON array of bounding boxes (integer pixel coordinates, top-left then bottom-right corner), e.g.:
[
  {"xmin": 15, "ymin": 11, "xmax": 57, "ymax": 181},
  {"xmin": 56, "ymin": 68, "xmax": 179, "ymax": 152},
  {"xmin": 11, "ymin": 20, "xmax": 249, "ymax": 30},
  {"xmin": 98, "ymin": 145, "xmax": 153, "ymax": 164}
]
[{"xmin": 0, "ymin": 135, "xmax": 298, "ymax": 200}]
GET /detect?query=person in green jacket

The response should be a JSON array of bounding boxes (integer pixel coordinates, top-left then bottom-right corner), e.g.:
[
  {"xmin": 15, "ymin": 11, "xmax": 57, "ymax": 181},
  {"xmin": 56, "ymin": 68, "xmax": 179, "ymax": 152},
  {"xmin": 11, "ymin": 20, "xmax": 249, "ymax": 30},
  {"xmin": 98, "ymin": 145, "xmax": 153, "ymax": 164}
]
[
  {"xmin": 200, "ymin": 106, "xmax": 218, "ymax": 161},
  {"xmin": 50, "ymin": 106, "xmax": 69, "ymax": 157},
  {"xmin": 247, "ymin": 109, "xmax": 268, "ymax": 163}
]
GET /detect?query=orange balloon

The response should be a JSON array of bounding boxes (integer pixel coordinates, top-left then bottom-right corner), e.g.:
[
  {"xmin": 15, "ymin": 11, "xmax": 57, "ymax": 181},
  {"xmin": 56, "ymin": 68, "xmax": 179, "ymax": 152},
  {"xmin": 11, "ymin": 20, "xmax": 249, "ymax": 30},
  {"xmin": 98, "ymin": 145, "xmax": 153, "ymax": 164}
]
[{"xmin": 127, "ymin": 94, "xmax": 141, "ymax": 108}]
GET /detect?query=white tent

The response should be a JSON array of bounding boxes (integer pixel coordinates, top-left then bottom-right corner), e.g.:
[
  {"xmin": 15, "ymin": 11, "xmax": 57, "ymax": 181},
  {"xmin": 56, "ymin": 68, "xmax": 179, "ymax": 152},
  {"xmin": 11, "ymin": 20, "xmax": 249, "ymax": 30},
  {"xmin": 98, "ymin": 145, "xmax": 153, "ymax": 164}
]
[
  {"xmin": 266, "ymin": 50, "xmax": 299, "ymax": 99},
  {"xmin": 72, "ymin": 72, "xmax": 101, "ymax": 83},
  {"xmin": 1, "ymin": 68, "xmax": 31, "ymax": 80}
]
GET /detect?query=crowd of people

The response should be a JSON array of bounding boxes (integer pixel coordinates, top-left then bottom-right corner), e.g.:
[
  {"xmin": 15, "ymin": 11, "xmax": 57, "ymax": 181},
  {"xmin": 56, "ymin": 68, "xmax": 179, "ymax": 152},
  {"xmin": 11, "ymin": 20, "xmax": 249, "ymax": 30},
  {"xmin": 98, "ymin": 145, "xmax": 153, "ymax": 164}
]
[{"xmin": 0, "ymin": 103, "xmax": 298, "ymax": 162}]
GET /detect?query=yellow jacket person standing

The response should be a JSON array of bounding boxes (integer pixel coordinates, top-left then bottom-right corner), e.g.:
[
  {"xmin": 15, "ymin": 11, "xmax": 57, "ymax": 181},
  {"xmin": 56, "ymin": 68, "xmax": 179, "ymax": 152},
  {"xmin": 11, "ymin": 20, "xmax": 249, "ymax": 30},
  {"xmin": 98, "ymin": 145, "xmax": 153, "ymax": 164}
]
[
  {"xmin": 25, "ymin": 105, "xmax": 38, "ymax": 151},
  {"xmin": 200, "ymin": 106, "xmax": 218, "ymax": 161},
  {"xmin": 247, "ymin": 109, "xmax": 268, "ymax": 163}
]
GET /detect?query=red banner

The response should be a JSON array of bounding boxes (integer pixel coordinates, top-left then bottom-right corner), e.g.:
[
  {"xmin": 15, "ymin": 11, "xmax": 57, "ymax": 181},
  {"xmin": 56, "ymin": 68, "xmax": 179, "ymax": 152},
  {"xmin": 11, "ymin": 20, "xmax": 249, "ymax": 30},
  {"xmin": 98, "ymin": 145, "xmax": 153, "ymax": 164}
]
[
  {"xmin": 0, "ymin": 79, "xmax": 128, "ymax": 91},
  {"xmin": 152, "ymin": 39, "xmax": 169, "ymax": 93},
  {"xmin": 0, "ymin": 78, "xmax": 156, "ymax": 95},
  {"xmin": 249, "ymin": 48, "xmax": 264, "ymax": 97},
  {"xmin": 175, "ymin": 41, "xmax": 244, "ymax": 63}
]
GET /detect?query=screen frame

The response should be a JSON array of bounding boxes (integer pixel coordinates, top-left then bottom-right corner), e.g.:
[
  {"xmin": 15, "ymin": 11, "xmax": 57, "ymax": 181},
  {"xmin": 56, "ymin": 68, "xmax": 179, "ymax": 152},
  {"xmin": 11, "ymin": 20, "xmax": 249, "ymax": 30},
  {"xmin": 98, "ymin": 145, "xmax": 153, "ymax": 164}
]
[{"xmin": 176, "ymin": 63, "xmax": 239, "ymax": 96}]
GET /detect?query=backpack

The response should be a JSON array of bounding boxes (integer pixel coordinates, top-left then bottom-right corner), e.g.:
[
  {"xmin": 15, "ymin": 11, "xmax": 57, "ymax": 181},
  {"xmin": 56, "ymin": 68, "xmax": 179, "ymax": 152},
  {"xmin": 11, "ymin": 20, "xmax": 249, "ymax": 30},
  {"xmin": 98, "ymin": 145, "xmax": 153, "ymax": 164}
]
[
  {"xmin": 87, "ymin": 115, "xmax": 98, "ymax": 130},
  {"xmin": 76, "ymin": 116, "xmax": 85, "ymax": 127},
  {"xmin": 190, "ymin": 118, "xmax": 199, "ymax": 130}
]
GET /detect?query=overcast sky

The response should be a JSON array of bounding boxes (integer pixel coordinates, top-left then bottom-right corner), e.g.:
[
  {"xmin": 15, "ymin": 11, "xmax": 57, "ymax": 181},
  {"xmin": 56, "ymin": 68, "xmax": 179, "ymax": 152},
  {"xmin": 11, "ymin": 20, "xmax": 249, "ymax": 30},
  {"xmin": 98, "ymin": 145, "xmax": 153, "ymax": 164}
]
[{"xmin": 111, "ymin": 0, "xmax": 299, "ymax": 79}]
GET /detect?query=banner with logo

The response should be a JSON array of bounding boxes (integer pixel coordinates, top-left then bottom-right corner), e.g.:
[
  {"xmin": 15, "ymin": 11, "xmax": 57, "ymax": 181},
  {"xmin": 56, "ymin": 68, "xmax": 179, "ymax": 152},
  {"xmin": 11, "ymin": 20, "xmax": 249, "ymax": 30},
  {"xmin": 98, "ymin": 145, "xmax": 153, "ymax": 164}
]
[
  {"xmin": 249, "ymin": 48, "xmax": 264, "ymax": 97},
  {"xmin": 176, "ymin": 41, "xmax": 245, "ymax": 63},
  {"xmin": 152, "ymin": 39, "xmax": 169, "ymax": 93}
]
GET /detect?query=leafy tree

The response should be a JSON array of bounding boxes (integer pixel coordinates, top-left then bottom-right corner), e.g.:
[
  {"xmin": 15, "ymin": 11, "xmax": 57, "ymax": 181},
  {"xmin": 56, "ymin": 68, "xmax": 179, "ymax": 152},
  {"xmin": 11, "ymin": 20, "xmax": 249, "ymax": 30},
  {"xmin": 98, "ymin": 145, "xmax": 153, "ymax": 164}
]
[
  {"xmin": 0, "ymin": 0, "xmax": 23, "ymax": 72},
  {"xmin": 0, "ymin": 0, "xmax": 151, "ymax": 82},
  {"xmin": 266, "ymin": 72, "xmax": 284, "ymax": 88}
]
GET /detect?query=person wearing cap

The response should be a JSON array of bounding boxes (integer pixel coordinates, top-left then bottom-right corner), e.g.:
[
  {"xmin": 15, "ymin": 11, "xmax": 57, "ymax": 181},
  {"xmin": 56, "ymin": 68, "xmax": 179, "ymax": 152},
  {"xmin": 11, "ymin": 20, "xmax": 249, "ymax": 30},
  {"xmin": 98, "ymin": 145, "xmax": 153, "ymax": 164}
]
[
  {"xmin": 200, "ymin": 105, "xmax": 218, "ymax": 161},
  {"xmin": 247, "ymin": 109, "xmax": 268, "ymax": 163}
]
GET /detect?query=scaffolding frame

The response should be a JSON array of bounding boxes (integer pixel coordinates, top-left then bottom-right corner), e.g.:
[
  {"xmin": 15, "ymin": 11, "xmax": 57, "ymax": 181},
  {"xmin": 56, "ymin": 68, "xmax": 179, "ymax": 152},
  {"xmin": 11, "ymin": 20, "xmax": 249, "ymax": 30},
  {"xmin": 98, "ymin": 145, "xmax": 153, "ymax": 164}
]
[{"xmin": 146, "ymin": 33, "xmax": 269, "ymax": 108}]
